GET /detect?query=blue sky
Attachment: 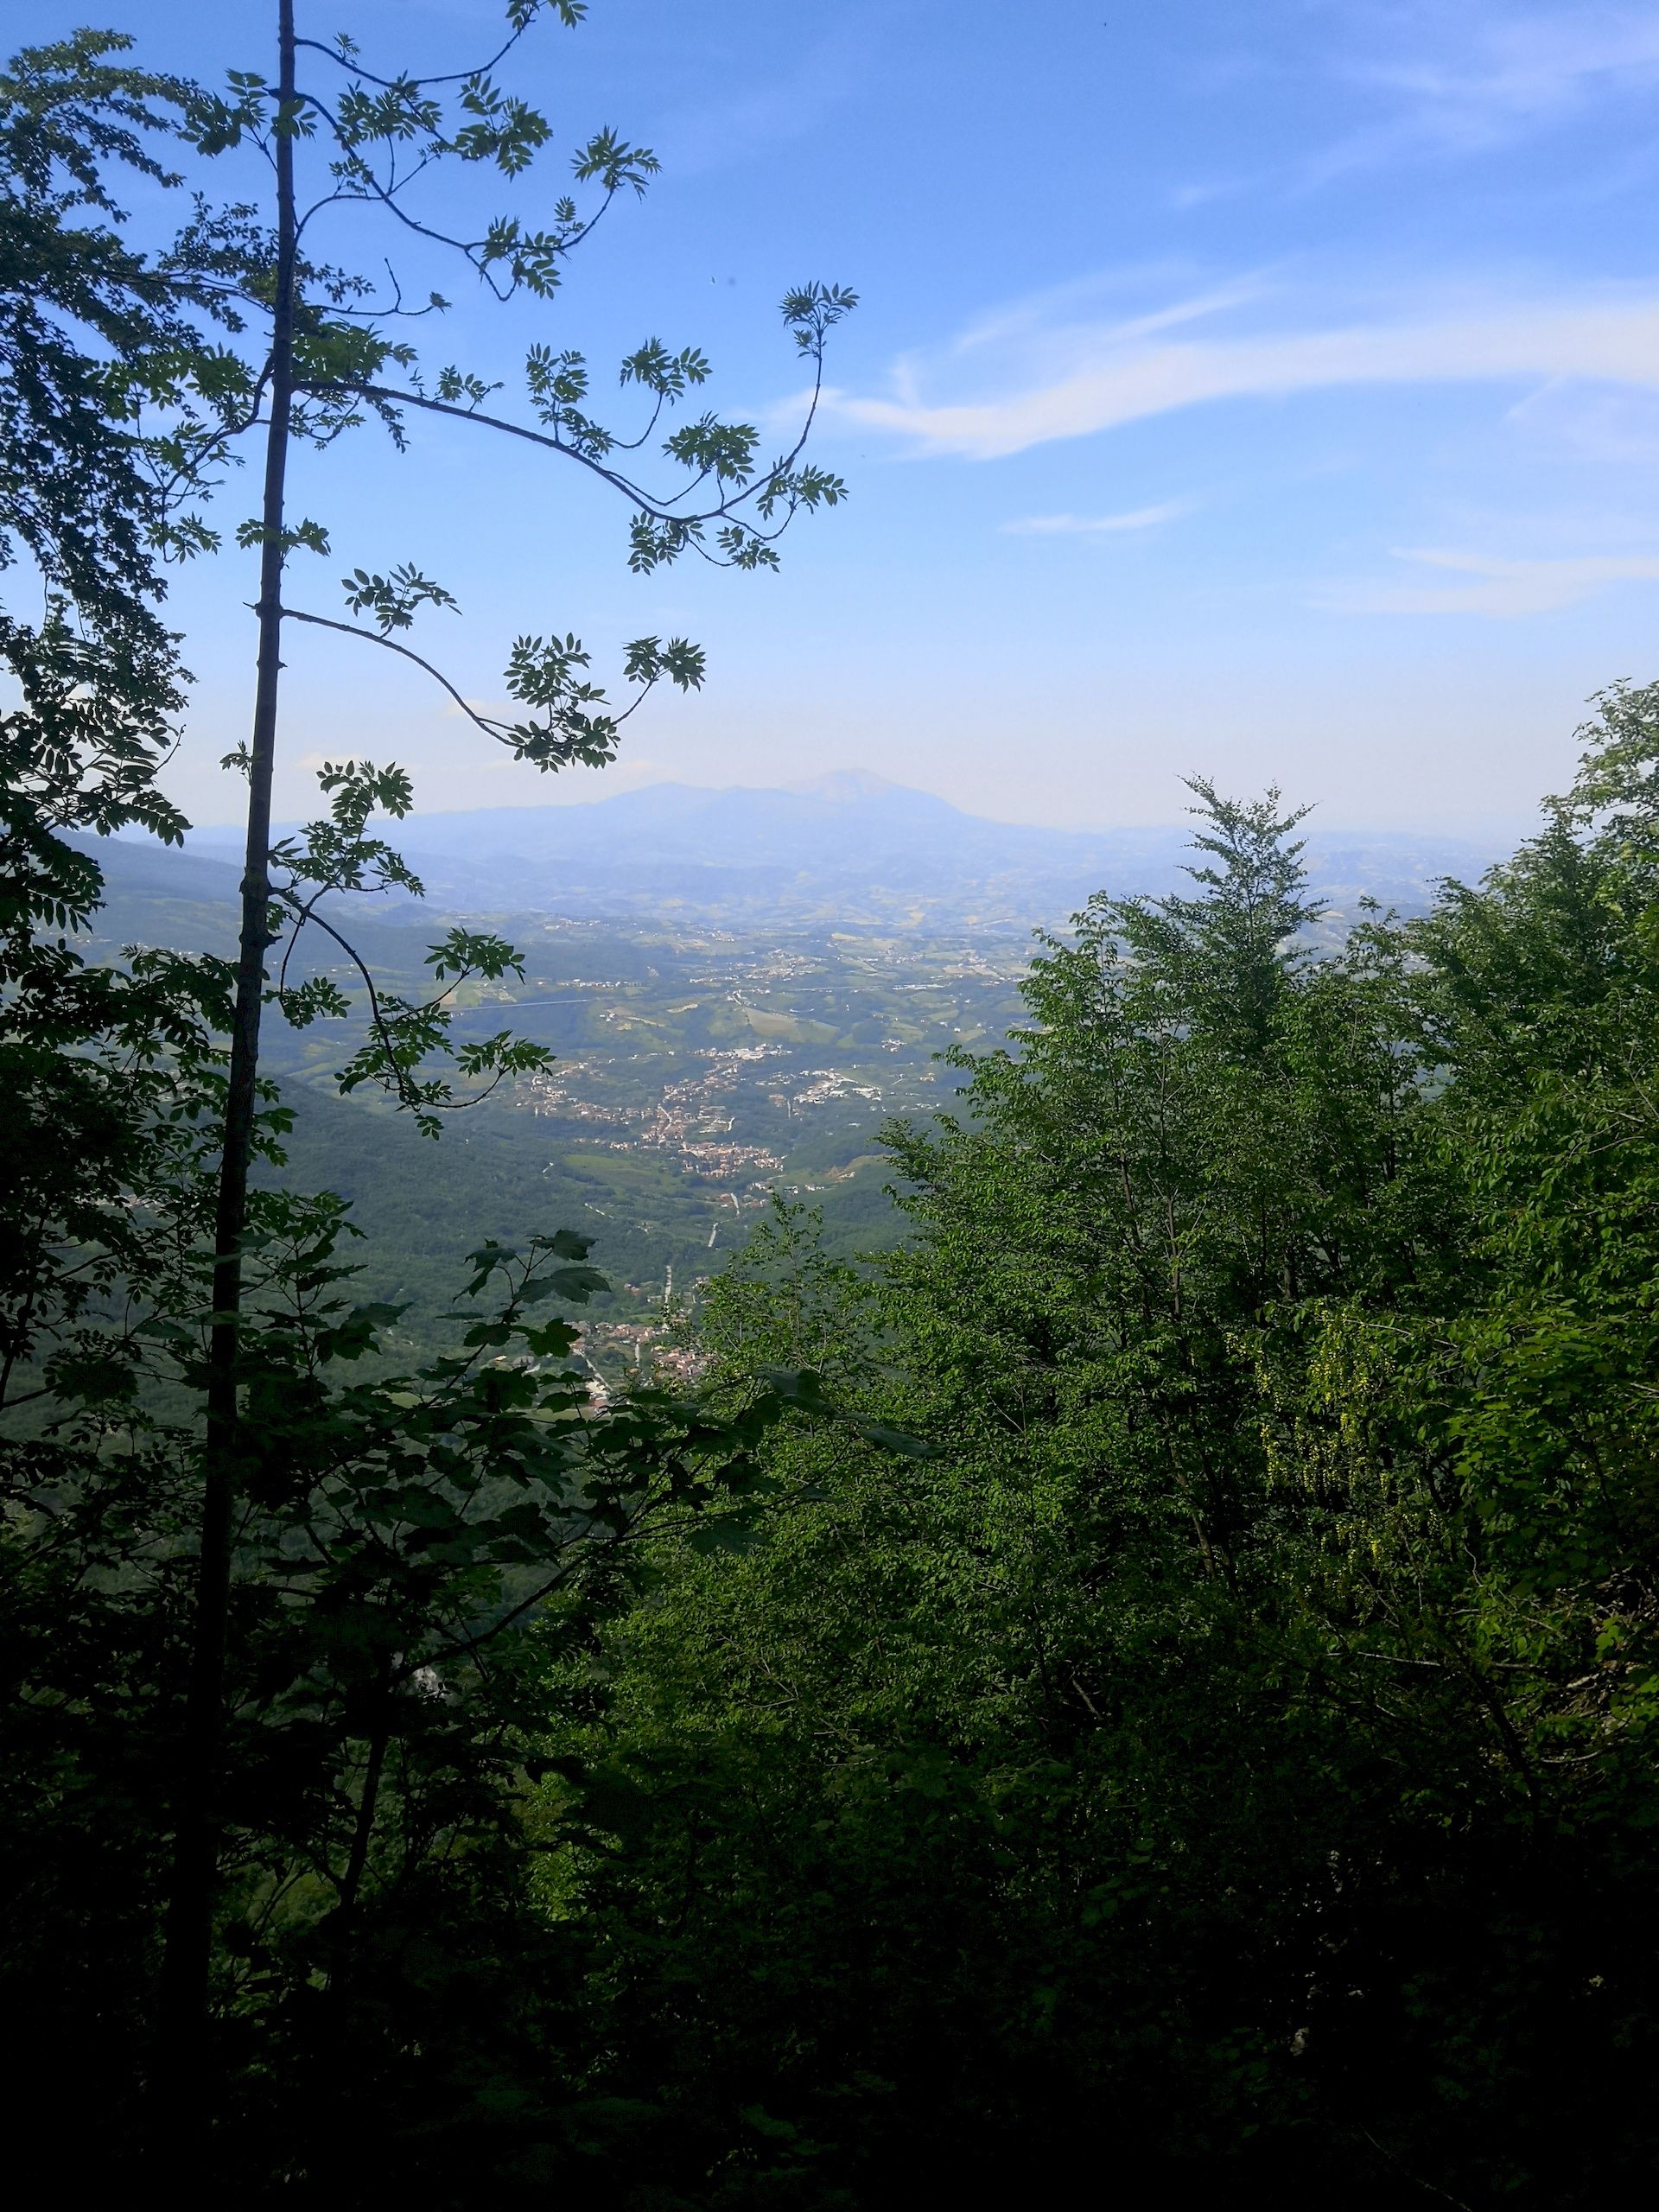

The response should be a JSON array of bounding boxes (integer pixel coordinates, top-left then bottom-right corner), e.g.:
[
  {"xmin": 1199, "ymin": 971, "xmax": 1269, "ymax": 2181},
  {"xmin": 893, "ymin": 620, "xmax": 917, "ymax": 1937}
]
[{"xmin": 33, "ymin": 0, "xmax": 1659, "ymax": 829}]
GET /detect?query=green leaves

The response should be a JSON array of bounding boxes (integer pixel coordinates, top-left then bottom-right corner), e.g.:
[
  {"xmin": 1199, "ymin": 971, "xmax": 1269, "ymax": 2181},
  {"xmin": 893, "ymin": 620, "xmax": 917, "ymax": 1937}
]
[
  {"xmin": 270, "ymin": 755, "xmax": 423, "ymax": 895},
  {"xmin": 1, "ymin": 1178, "xmax": 800, "ymax": 2105},
  {"xmin": 423, "ymin": 926, "xmax": 525, "ymax": 984},
  {"xmin": 181, "ymin": 74, "xmax": 265, "ymax": 157},
  {"xmin": 459, "ymin": 1229, "xmax": 601, "ymax": 1302},
  {"xmin": 471, "ymin": 626, "xmax": 706, "ymax": 773},
  {"xmin": 335, "ymin": 78, "xmax": 444, "ymax": 152},
  {"xmin": 317, "ymin": 753, "xmax": 416, "ymax": 826},
  {"xmin": 780, "ymin": 279, "xmax": 861, "ymax": 344},
  {"xmin": 570, "ymin": 124, "xmax": 658, "ymax": 195},
  {"xmin": 257, "ymin": 754, "xmax": 573, "ymax": 1135},
  {"xmin": 503, "ymin": 628, "xmax": 592, "ymax": 704},
  {"xmin": 236, "ymin": 514, "xmax": 330, "ymax": 556},
  {"xmin": 620, "ymin": 338, "xmax": 710, "ymax": 397},
  {"xmin": 434, "ymin": 365, "xmax": 500, "ymax": 410},
  {"xmin": 450, "ymin": 74, "xmax": 553, "ymax": 175},
  {"xmin": 664, "ymin": 411, "xmax": 761, "ymax": 484},
  {"xmin": 621, "ymin": 633, "xmax": 706, "ymax": 691},
  {"xmin": 758, "ymin": 1366, "xmax": 944, "ymax": 1459},
  {"xmin": 626, "ymin": 511, "xmax": 699, "ymax": 575},
  {"xmin": 330, "ymin": 991, "xmax": 553, "ymax": 1137},
  {"xmin": 340, "ymin": 562, "xmax": 457, "ymax": 632},
  {"xmin": 276, "ymin": 974, "xmax": 351, "ymax": 1028}
]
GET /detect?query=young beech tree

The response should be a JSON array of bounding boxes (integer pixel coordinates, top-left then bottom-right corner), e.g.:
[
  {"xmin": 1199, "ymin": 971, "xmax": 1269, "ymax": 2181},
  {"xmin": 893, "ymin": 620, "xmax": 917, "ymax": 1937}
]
[{"xmin": 86, "ymin": 0, "xmax": 855, "ymax": 2048}]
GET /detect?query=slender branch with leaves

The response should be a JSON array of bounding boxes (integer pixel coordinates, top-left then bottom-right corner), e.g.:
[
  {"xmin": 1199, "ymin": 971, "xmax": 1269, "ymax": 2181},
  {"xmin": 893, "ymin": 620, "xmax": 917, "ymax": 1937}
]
[{"xmin": 11, "ymin": 0, "xmax": 855, "ymax": 2088}]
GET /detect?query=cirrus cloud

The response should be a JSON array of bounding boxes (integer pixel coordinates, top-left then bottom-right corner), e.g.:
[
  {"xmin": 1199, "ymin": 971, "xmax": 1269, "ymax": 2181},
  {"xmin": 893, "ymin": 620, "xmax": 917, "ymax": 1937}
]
[
  {"xmin": 1001, "ymin": 501, "xmax": 1194, "ymax": 536},
  {"xmin": 1338, "ymin": 3, "xmax": 1659, "ymax": 154},
  {"xmin": 833, "ymin": 289, "xmax": 1659, "ymax": 461},
  {"xmin": 1316, "ymin": 545, "xmax": 1659, "ymax": 618}
]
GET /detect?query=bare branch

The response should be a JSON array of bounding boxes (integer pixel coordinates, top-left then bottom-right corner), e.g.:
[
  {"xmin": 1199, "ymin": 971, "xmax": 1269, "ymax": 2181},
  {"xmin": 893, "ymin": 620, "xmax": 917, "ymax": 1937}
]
[
  {"xmin": 280, "ymin": 605, "xmax": 500, "ymax": 735},
  {"xmin": 293, "ymin": 26, "xmax": 533, "ymax": 95},
  {"xmin": 278, "ymin": 602, "xmax": 662, "ymax": 747}
]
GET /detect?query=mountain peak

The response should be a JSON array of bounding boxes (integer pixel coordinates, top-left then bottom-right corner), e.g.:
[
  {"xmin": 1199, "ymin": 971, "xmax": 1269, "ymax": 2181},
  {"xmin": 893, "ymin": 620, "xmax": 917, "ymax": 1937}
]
[{"xmin": 785, "ymin": 768, "xmax": 910, "ymax": 804}]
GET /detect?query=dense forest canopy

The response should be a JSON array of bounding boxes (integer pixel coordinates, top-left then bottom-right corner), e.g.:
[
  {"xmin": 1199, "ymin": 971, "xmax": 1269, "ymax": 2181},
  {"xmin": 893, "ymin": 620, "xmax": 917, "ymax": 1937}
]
[{"xmin": 5, "ymin": 12, "xmax": 1659, "ymax": 2207}]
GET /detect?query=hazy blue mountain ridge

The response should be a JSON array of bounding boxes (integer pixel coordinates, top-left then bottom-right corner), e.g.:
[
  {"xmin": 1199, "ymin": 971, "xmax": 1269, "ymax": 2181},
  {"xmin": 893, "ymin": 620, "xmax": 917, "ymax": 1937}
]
[{"xmin": 155, "ymin": 772, "xmax": 1512, "ymax": 931}]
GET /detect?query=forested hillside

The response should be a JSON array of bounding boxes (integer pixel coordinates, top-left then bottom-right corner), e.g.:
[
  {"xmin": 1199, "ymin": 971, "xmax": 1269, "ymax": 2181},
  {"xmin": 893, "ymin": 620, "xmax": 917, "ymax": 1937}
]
[
  {"xmin": 537, "ymin": 750, "xmax": 1659, "ymax": 2204},
  {"xmin": 6, "ymin": 12, "xmax": 1659, "ymax": 2208}
]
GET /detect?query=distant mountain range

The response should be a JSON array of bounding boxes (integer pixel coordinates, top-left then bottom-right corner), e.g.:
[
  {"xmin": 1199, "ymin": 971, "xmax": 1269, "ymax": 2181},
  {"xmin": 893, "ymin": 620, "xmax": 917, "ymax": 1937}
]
[{"xmin": 105, "ymin": 771, "xmax": 1516, "ymax": 933}]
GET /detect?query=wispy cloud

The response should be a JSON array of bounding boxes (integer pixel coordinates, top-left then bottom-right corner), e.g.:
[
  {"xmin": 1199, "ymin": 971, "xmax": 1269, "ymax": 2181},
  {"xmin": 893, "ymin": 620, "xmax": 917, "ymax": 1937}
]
[
  {"xmin": 654, "ymin": 22, "xmax": 868, "ymax": 175},
  {"xmin": 1169, "ymin": 179, "xmax": 1248, "ymax": 212},
  {"xmin": 1316, "ymin": 544, "xmax": 1659, "ymax": 618},
  {"xmin": 1344, "ymin": 3, "xmax": 1659, "ymax": 145},
  {"xmin": 945, "ymin": 274, "xmax": 1266, "ymax": 365},
  {"xmin": 1506, "ymin": 379, "xmax": 1659, "ymax": 464},
  {"xmin": 833, "ymin": 286, "xmax": 1659, "ymax": 461},
  {"xmin": 1159, "ymin": 7, "xmax": 1659, "ymax": 208},
  {"xmin": 1002, "ymin": 502, "xmax": 1192, "ymax": 537}
]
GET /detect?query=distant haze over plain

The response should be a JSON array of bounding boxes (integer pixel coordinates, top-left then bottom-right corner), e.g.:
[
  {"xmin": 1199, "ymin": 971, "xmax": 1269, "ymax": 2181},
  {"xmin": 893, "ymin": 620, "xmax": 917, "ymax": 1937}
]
[{"xmin": 172, "ymin": 770, "xmax": 1516, "ymax": 935}]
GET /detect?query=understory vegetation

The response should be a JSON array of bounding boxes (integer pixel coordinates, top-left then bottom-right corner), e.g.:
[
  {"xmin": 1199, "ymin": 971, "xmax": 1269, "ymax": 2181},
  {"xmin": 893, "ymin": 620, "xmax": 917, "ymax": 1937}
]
[{"xmin": 7, "ymin": 14, "xmax": 1659, "ymax": 2205}]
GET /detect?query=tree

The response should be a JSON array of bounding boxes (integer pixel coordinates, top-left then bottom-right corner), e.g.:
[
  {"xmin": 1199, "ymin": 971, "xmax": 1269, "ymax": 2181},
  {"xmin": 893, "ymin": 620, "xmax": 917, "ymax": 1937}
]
[
  {"xmin": 0, "ymin": 26, "xmax": 245, "ymax": 1436},
  {"xmin": 2, "ymin": 5, "xmax": 856, "ymax": 2150},
  {"xmin": 524, "ymin": 787, "xmax": 1429, "ymax": 2195},
  {"xmin": 44, "ymin": 0, "xmax": 854, "ymax": 2050},
  {"xmin": 0, "ymin": 32, "xmax": 248, "ymax": 2162},
  {"xmin": 538, "ymin": 759, "xmax": 1659, "ymax": 2204}
]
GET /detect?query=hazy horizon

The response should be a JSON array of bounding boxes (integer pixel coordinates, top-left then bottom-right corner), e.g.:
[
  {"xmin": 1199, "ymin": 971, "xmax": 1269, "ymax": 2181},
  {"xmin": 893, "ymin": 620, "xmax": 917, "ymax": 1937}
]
[{"xmin": 174, "ymin": 762, "xmax": 1538, "ymax": 844}]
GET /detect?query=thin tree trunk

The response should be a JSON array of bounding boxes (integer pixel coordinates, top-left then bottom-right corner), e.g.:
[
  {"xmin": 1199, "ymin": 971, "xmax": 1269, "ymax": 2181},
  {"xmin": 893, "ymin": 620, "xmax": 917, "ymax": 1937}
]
[
  {"xmin": 332, "ymin": 1679, "xmax": 393, "ymax": 1986},
  {"xmin": 158, "ymin": 0, "xmax": 298, "ymax": 2080}
]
